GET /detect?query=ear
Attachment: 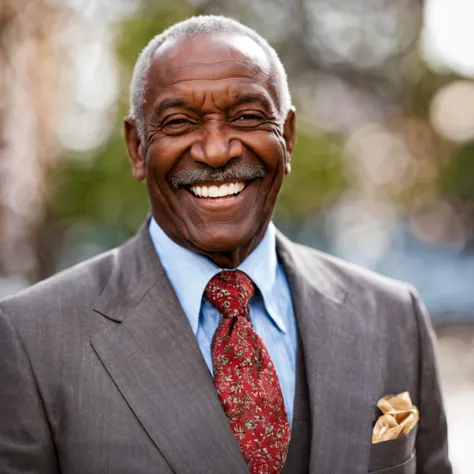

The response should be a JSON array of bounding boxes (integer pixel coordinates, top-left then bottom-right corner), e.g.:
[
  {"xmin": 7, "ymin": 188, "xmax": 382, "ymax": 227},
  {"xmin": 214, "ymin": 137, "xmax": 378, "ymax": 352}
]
[
  {"xmin": 124, "ymin": 117, "xmax": 146, "ymax": 181},
  {"xmin": 283, "ymin": 106, "xmax": 296, "ymax": 175}
]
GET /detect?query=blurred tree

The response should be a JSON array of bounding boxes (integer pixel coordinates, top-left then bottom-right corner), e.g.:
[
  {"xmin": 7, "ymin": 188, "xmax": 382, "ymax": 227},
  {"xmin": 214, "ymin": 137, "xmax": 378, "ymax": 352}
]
[
  {"xmin": 439, "ymin": 144, "xmax": 474, "ymax": 248},
  {"xmin": 45, "ymin": 0, "xmax": 198, "ymax": 276},
  {"xmin": 47, "ymin": 0, "xmax": 350, "ymax": 273},
  {"xmin": 0, "ymin": 0, "xmax": 70, "ymax": 280},
  {"xmin": 40, "ymin": 0, "xmax": 474, "ymax": 280}
]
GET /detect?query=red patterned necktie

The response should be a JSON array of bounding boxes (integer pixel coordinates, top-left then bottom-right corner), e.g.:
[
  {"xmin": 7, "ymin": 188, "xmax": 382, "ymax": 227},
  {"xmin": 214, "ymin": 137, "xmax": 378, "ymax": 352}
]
[{"xmin": 205, "ymin": 270, "xmax": 291, "ymax": 473}]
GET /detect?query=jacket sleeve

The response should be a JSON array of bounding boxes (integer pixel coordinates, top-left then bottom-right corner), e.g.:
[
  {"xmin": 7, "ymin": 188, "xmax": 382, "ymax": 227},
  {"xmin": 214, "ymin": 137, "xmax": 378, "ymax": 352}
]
[
  {"xmin": 0, "ymin": 308, "xmax": 58, "ymax": 474},
  {"xmin": 409, "ymin": 288, "xmax": 452, "ymax": 474}
]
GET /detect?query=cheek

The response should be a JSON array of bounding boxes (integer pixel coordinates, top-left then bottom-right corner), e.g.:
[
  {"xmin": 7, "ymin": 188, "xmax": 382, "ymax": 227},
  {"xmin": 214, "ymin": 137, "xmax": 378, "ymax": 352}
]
[
  {"xmin": 253, "ymin": 133, "xmax": 287, "ymax": 203},
  {"xmin": 243, "ymin": 131, "xmax": 286, "ymax": 169},
  {"xmin": 146, "ymin": 138, "xmax": 185, "ymax": 184},
  {"xmin": 256, "ymin": 135, "xmax": 287, "ymax": 188}
]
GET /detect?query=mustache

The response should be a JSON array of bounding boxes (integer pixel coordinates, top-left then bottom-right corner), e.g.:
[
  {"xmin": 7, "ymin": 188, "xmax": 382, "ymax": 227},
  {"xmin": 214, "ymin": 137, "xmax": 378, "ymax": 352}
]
[{"xmin": 170, "ymin": 163, "xmax": 267, "ymax": 189}]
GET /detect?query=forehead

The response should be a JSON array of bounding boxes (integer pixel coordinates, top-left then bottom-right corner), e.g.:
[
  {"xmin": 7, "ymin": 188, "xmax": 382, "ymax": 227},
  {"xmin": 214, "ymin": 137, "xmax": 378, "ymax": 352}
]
[{"xmin": 146, "ymin": 33, "xmax": 276, "ymax": 111}]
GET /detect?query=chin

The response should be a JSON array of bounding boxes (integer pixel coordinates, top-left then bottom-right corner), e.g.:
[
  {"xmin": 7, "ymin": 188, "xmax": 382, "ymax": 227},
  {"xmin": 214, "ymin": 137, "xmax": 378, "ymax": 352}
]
[{"xmin": 189, "ymin": 224, "xmax": 255, "ymax": 255}]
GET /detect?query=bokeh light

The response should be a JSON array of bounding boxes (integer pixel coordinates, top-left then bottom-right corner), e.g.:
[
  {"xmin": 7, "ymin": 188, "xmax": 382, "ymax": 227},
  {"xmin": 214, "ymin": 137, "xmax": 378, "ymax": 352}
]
[
  {"xmin": 430, "ymin": 81, "xmax": 474, "ymax": 143},
  {"xmin": 421, "ymin": 0, "xmax": 474, "ymax": 77}
]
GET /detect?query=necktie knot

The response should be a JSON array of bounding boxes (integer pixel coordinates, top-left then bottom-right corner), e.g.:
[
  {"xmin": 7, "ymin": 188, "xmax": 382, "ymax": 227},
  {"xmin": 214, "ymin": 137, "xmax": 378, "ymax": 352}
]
[{"xmin": 204, "ymin": 270, "xmax": 255, "ymax": 319}]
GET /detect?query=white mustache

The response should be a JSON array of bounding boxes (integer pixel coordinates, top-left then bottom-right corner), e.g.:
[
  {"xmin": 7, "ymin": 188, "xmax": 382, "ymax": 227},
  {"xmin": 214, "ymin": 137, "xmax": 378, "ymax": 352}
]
[{"xmin": 170, "ymin": 164, "xmax": 266, "ymax": 188}]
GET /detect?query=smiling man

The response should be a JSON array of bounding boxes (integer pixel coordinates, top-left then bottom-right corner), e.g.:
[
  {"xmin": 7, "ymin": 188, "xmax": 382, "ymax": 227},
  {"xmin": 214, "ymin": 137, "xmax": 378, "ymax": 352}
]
[
  {"xmin": 0, "ymin": 16, "xmax": 451, "ymax": 474},
  {"xmin": 125, "ymin": 25, "xmax": 295, "ymax": 268}
]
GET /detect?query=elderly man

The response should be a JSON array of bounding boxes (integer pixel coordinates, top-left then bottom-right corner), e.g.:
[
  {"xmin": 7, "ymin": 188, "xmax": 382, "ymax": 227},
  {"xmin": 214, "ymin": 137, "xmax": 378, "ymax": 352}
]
[{"xmin": 0, "ymin": 15, "xmax": 451, "ymax": 474}]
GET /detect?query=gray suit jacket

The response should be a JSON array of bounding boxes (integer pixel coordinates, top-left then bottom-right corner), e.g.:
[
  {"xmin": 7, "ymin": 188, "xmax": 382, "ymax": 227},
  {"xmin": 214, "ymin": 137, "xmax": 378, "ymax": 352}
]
[{"xmin": 0, "ymin": 224, "xmax": 451, "ymax": 473}]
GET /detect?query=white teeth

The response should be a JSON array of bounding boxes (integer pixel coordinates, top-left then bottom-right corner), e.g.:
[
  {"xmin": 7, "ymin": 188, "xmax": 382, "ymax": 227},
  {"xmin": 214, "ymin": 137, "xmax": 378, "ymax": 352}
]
[
  {"xmin": 218, "ymin": 184, "xmax": 229, "ymax": 197},
  {"xmin": 190, "ymin": 181, "xmax": 246, "ymax": 198}
]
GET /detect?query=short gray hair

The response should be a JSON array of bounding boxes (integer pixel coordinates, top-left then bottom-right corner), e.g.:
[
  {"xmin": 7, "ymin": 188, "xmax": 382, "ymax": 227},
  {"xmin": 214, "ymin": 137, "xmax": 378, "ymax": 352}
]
[{"xmin": 129, "ymin": 15, "xmax": 292, "ymax": 141}]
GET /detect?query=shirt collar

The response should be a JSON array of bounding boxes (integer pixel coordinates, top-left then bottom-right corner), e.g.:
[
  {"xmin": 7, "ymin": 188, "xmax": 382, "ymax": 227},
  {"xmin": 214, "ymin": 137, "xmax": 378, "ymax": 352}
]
[
  {"xmin": 238, "ymin": 223, "xmax": 287, "ymax": 334},
  {"xmin": 148, "ymin": 218, "xmax": 287, "ymax": 335}
]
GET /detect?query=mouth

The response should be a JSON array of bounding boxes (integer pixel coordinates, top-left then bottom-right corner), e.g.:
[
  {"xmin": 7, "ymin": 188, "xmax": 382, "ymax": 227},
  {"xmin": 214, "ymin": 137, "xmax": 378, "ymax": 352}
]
[{"xmin": 187, "ymin": 181, "xmax": 247, "ymax": 199}]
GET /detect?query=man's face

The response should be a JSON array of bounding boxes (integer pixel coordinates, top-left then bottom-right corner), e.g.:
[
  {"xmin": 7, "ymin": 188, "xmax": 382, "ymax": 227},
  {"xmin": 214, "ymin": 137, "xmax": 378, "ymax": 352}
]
[{"xmin": 125, "ymin": 33, "xmax": 296, "ymax": 263}]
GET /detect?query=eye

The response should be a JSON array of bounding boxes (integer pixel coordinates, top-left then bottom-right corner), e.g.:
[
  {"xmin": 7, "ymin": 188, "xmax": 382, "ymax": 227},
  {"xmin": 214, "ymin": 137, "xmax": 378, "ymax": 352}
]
[
  {"xmin": 232, "ymin": 113, "xmax": 265, "ymax": 127},
  {"xmin": 160, "ymin": 116, "xmax": 197, "ymax": 134},
  {"xmin": 164, "ymin": 118, "xmax": 192, "ymax": 127},
  {"xmin": 236, "ymin": 114, "xmax": 263, "ymax": 121}
]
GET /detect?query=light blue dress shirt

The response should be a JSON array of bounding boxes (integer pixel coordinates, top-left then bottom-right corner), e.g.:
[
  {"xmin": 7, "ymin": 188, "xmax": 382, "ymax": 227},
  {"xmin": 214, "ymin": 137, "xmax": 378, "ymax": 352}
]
[{"xmin": 148, "ymin": 218, "xmax": 297, "ymax": 425}]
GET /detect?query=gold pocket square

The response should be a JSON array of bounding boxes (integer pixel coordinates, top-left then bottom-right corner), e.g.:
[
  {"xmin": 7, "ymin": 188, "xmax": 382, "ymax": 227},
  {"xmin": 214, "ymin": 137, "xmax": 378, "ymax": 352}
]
[{"xmin": 372, "ymin": 391, "xmax": 419, "ymax": 444}]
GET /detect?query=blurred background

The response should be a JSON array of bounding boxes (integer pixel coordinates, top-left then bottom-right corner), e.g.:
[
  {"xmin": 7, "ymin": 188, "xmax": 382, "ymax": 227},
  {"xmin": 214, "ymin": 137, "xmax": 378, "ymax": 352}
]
[{"xmin": 1, "ymin": 0, "xmax": 473, "ymax": 471}]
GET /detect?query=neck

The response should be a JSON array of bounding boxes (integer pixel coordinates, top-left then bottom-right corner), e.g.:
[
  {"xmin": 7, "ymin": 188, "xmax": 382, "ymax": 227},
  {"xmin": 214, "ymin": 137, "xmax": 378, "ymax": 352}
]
[
  {"xmin": 151, "ymin": 213, "xmax": 272, "ymax": 268},
  {"xmin": 198, "ymin": 229, "xmax": 266, "ymax": 268},
  {"xmin": 166, "ymin": 223, "xmax": 269, "ymax": 269}
]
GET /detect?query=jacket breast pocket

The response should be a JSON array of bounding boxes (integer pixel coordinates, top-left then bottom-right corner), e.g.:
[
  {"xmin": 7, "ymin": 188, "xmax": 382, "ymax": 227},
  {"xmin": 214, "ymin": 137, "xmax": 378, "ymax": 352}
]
[{"xmin": 368, "ymin": 425, "xmax": 417, "ymax": 473}]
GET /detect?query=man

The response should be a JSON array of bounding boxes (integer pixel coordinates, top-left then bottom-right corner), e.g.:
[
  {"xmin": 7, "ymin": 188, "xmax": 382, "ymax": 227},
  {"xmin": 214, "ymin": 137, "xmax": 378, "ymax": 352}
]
[{"xmin": 0, "ymin": 15, "xmax": 451, "ymax": 474}]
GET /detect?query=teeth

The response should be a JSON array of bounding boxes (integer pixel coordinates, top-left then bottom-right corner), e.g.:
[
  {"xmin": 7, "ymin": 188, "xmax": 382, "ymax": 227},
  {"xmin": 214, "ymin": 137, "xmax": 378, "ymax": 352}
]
[{"xmin": 190, "ymin": 181, "xmax": 246, "ymax": 198}]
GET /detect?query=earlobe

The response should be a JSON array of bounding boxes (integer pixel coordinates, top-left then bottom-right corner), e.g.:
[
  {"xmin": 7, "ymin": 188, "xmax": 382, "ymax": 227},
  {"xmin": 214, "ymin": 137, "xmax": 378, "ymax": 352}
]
[{"xmin": 124, "ymin": 117, "xmax": 146, "ymax": 181}]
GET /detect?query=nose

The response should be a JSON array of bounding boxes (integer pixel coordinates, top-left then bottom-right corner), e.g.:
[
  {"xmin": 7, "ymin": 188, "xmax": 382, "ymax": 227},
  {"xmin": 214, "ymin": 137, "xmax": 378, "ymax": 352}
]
[{"xmin": 190, "ymin": 122, "xmax": 243, "ymax": 168}]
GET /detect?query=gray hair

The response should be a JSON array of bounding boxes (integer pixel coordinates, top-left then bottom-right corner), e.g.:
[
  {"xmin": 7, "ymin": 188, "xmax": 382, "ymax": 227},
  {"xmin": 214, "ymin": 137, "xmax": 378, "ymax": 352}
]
[{"xmin": 129, "ymin": 15, "xmax": 292, "ymax": 142}]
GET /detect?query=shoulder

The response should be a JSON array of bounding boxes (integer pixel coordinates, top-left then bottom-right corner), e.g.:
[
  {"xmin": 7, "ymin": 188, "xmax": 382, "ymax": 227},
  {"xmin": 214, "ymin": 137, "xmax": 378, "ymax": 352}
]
[
  {"xmin": 280, "ymin": 236, "xmax": 415, "ymax": 306},
  {"xmin": 0, "ymin": 224, "xmax": 157, "ymax": 340},
  {"xmin": 0, "ymin": 219, "xmax": 153, "ymax": 336},
  {"xmin": 277, "ymin": 234, "xmax": 428, "ymax": 343},
  {"xmin": 0, "ymin": 245, "xmax": 118, "ymax": 334},
  {"xmin": 279, "ymin": 236, "xmax": 435, "ymax": 398}
]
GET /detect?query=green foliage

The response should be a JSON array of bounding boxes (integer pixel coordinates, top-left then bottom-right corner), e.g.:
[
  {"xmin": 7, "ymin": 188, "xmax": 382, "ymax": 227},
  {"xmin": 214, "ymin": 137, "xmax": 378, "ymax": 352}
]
[
  {"xmin": 115, "ymin": 0, "xmax": 196, "ymax": 68},
  {"xmin": 49, "ymin": 0, "xmax": 198, "ymax": 237},
  {"xmin": 50, "ymin": 134, "xmax": 148, "ymax": 234},
  {"xmin": 440, "ymin": 143, "xmax": 474, "ymax": 202},
  {"xmin": 49, "ymin": 0, "xmax": 347, "ymax": 240},
  {"xmin": 276, "ymin": 131, "xmax": 346, "ymax": 219}
]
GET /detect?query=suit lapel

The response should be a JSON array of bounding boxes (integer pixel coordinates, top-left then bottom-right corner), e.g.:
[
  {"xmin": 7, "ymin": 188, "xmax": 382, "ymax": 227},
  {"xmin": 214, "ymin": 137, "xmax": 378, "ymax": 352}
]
[
  {"xmin": 90, "ymin": 225, "xmax": 247, "ymax": 473},
  {"xmin": 89, "ymin": 222, "xmax": 379, "ymax": 473},
  {"xmin": 276, "ymin": 231, "xmax": 379, "ymax": 474}
]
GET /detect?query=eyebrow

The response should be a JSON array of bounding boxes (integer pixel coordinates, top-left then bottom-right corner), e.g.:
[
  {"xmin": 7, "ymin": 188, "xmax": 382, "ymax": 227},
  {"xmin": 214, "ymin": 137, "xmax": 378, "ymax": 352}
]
[
  {"xmin": 235, "ymin": 94, "xmax": 273, "ymax": 112},
  {"xmin": 153, "ymin": 93, "xmax": 275, "ymax": 118},
  {"xmin": 154, "ymin": 98, "xmax": 189, "ymax": 118}
]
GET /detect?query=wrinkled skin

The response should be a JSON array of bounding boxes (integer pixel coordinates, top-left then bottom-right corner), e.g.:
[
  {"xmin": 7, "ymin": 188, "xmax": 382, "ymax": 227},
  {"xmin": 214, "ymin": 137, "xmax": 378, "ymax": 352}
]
[{"xmin": 124, "ymin": 33, "xmax": 296, "ymax": 268}]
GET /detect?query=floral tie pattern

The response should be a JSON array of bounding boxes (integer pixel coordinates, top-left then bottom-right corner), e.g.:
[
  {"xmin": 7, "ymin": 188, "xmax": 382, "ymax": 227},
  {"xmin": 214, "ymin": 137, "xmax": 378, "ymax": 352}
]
[{"xmin": 205, "ymin": 270, "xmax": 291, "ymax": 474}]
